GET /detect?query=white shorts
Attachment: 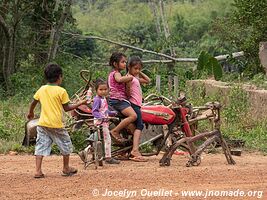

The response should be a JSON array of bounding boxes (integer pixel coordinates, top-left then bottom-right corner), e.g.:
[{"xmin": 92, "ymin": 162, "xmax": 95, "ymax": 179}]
[{"xmin": 34, "ymin": 126, "xmax": 73, "ymax": 156}]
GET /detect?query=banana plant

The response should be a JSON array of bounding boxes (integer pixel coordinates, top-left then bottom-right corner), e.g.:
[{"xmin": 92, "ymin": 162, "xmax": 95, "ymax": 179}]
[{"xmin": 197, "ymin": 51, "xmax": 223, "ymax": 80}]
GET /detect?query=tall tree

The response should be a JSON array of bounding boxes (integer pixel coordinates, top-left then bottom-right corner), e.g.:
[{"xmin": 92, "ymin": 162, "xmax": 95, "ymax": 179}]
[
  {"xmin": 0, "ymin": 1, "xmax": 34, "ymax": 92},
  {"xmin": 148, "ymin": 0, "xmax": 162, "ymax": 35},
  {"xmin": 148, "ymin": 0, "xmax": 176, "ymax": 58},
  {"xmin": 30, "ymin": 0, "xmax": 54, "ymax": 64},
  {"xmin": 48, "ymin": 0, "xmax": 72, "ymax": 62},
  {"xmin": 0, "ymin": 0, "xmax": 75, "ymax": 93}
]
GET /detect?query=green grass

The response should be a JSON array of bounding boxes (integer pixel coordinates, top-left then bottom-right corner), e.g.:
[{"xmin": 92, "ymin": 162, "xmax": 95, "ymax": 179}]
[{"xmin": 1, "ymin": 70, "xmax": 267, "ymax": 154}]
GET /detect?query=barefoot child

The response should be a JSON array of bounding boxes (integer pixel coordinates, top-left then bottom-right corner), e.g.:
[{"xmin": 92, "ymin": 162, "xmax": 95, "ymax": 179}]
[
  {"xmin": 91, "ymin": 79, "xmax": 120, "ymax": 164},
  {"xmin": 126, "ymin": 56, "xmax": 150, "ymax": 162},
  {"xmin": 27, "ymin": 63, "xmax": 87, "ymax": 178},
  {"xmin": 108, "ymin": 52, "xmax": 137, "ymax": 143}
]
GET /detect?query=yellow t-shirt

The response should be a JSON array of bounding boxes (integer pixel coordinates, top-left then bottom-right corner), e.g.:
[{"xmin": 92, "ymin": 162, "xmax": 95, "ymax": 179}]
[{"xmin": 34, "ymin": 85, "xmax": 70, "ymax": 128}]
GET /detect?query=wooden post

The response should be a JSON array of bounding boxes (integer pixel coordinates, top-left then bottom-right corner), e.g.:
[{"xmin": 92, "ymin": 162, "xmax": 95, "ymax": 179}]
[
  {"xmin": 168, "ymin": 75, "xmax": 173, "ymax": 95},
  {"xmin": 174, "ymin": 76, "xmax": 179, "ymax": 97},
  {"xmin": 259, "ymin": 42, "xmax": 267, "ymax": 75},
  {"xmin": 156, "ymin": 75, "xmax": 161, "ymax": 93}
]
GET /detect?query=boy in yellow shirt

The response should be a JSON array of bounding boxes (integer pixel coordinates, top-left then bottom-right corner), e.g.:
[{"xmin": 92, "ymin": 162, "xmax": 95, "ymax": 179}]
[{"xmin": 27, "ymin": 63, "xmax": 87, "ymax": 178}]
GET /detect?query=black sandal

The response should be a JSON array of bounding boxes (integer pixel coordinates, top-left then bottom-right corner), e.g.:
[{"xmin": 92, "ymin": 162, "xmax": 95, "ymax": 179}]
[
  {"xmin": 62, "ymin": 167, "xmax": 78, "ymax": 177},
  {"xmin": 34, "ymin": 173, "xmax": 45, "ymax": 178},
  {"xmin": 110, "ymin": 133, "xmax": 129, "ymax": 143}
]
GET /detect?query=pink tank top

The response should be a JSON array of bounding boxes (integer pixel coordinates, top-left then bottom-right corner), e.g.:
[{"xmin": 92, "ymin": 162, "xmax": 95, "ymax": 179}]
[
  {"xmin": 108, "ymin": 70, "xmax": 127, "ymax": 100},
  {"xmin": 129, "ymin": 76, "xmax": 142, "ymax": 107}
]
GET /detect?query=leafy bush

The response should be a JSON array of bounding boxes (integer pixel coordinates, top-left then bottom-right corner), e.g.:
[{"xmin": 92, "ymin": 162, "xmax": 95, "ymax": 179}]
[
  {"xmin": 213, "ymin": 0, "xmax": 267, "ymax": 76},
  {"xmin": 0, "ymin": 122, "xmax": 10, "ymax": 140},
  {"xmin": 197, "ymin": 51, "xmax": 223, "ymax": 80},
  {"xmin": 222, "ymin": 86, "xmax": 249, "ymax": 123},
  {"xmin": 70, "ymin": 128, "xmax": 89, "ymax": 152}
]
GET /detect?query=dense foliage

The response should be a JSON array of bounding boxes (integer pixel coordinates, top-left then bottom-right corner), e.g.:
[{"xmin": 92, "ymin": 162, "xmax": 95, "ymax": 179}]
[
  {"xmin": 213, "ymin": 0, "xmax": 267, "ymax": 76},
  {"xmin": 1, "ymin": 0, "xmax": 267, "ymax": 153}
]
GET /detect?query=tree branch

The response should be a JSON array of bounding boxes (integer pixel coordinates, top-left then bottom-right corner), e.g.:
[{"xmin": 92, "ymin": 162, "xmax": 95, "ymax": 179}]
[
  {"xmin": 62, "ymin": 32, "xmax": 244, "ymax": 63},
  {"xmin": 62, "ymin": 32, "xmax": 178, "ymax": 61},
  {"xmin": 0, "ymin": 13, "xmax": 10, "ymax": 40}
]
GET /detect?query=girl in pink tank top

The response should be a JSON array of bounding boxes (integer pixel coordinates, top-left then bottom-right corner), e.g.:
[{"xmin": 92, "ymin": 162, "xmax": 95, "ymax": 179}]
[
  {"xmin": 108, "ymin": 52, "xmax": 137, "ymax": 144},
  {"xmin": 126, "ymin": 56, "xmax": 150, "ymax": 162}
]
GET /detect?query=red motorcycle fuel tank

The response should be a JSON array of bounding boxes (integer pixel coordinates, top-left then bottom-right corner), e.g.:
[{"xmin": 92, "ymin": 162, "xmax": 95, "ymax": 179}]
[
  {"xmin": 141, "ymin": 105, "xmax": 176, "ymax": 125},
  {"xmin": 71, "ymin": 105, "xmax": 92, "ymax": 117}
]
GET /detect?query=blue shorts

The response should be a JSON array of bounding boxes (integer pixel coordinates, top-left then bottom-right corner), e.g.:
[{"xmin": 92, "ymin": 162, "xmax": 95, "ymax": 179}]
[
  {"xmin": 131, "ymin": 103, "xmax": 144, "ymax": 131},
  {"xmin": 35, "ymin": 126, "xmax": 73, "ymax": 156},
  {"xmin": 109, "ymin": 98, "xmax": 131, "ymax": 112}
]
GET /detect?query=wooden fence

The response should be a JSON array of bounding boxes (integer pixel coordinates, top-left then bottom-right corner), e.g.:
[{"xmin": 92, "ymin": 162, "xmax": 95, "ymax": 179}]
[{"xmin": 156, "ymin": 75, "xmax": 179, "ymax": 96}]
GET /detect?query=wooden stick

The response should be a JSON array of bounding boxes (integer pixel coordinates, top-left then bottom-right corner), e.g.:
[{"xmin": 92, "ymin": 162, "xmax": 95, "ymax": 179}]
[{"xmin": 62, "ymin": 32, "xmax": 244, "ymax": 63}]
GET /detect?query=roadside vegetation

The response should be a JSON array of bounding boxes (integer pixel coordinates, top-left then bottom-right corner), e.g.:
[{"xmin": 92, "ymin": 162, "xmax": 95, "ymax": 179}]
[{"xmin": 1, "ymin": 0, "xmax": 266, "ymax": 154}]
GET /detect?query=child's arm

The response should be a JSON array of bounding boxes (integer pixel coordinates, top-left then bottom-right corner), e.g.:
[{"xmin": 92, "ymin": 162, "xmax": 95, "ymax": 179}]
[
  {"xmin": 126, "ymin": 81, "xmax": 131, "ymax": 98},
  {"xmin": 114, "ymin": 72, "xmax": 133, "ymax": 83},
  {"xmin": 139, "ymin": 71, "xmax": 150, "ymax": 84},
  {"xmin": 27, "ymin": 99, "xmax": 39, "ymax": 120},
  {"xmin": 63, "ymin": 99, "xmax": 87, "ymax": 112},
  {"xmin": 91, "ymin": 97, "xmax": 102, "ymax": 118}
]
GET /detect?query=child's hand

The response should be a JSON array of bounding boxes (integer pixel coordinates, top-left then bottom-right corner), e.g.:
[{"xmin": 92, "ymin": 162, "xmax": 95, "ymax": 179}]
[
  {"xmin": 81, "ymin": 99, "xmax": 88, "ymax": 105},
  {"xmin": 127, "ymin": 74, "xmax": 133, "ymax": 81}
]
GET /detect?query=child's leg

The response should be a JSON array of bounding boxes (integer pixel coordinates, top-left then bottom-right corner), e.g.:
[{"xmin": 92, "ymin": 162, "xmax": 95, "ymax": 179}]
[
  {"xmin": 103, "ymin": 125, "xmax": 120, "ymax": 164},
  {"xmin": 102, "ymin": 125, "xmax": 111, "ymax": 158},
  {"xmin": 130, "ymin": 104, "xmax": 146, "ymax": 161},
  {"xmin": 63, "ymin": 154, "xmax": 70, "ymax": 172},
  {"xmin": 130, "ymin": 129, "xmax": 147, "ymax": 162},
  {"xmin": 111, "ymin": 106, "xmax": 137, "ymax": 139},
  {"xmin": 62, "ymin": 154, "xmax": 77, "ymax": 175},
  {"xmin": 132, "ymin": 129, "xmax": 141, "ymax": 154},
  {"xmin": 131, "ymin": 104, "xmax": 144, "ymax": 156},
  {"xmin": 35, "ymin": 155, "xmax": 44, "ymax": 176},
  {"xmin": 50, "ymin": 128, "xmax": 77, "ymax": 175},
  {"xmin": 34, "ymin": 126, "xmax": 53, "ymax": 177}
]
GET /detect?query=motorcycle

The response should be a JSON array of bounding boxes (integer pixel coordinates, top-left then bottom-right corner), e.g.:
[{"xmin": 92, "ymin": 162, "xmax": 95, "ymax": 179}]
[
  {"xmin": 69, "ymin": 71, "xmax": 230, "ymax": 168},
  {"xmin": 23, "ymin": 70, "xmax": 235, "ymax": 168}
]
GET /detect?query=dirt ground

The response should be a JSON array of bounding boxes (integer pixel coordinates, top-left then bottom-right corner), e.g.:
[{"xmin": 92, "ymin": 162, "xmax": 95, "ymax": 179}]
[{"xmin": 0, "ymin": 151, "xmax": 266, "ymax": 200}]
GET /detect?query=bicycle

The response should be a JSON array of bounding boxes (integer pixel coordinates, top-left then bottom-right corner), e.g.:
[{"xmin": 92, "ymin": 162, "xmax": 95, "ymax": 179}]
[{"xmin": 77, "ymin": 117, "xmax": 119, "ymax": 169}]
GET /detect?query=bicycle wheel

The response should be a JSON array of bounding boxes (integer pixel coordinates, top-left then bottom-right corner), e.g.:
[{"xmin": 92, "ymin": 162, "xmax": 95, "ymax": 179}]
[{"xmin": 94, "ymin": 141, "xmax": 104, "ymax": 167}]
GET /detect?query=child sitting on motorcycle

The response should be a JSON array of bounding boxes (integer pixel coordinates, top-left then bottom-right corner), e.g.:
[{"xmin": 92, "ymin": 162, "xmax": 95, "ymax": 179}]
[
  {"xmin": 108, "ymin": 52, "xmax": 137, "ymax": 143},
  {"xmin": 91, "ymin": 79, "xmax": 120, "ymax": 164},
  {"xmin": 126, "ymin": 56, "xmax": 150, "ymax": 162}
]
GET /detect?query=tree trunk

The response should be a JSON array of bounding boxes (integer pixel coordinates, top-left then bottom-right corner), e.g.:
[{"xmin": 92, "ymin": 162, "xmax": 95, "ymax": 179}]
[
  {"xmin": 32, "ymin": 0, "xmax": 53, "ymax": 65},
  {"xmin": 0, "ymin": 13, "xmax": 13, "ymax": 91},
  {"xmin": 148, "ymin": 0, "xmax": 161, "ymax": 35},
  {"xmin": 158, "ymin": 0, "xmax": 170, "ymax": 39},
  {"xmin": 0, "ymin": 29, "xmax": 3, "ymax": 81},
  {"xmin": 158, "ymin": 0, "xmax": 176, "ymax": 71},
  {"xmin": 48, "ymin": 0, "xmax": 72, "ymax": 62},
  {"xmin": 7, "ymin": 29, "xmax": 16, "ymax": 75},
  {"xmin": 259, "ymin": 42, "xmax": 267, "ymax": 76}
]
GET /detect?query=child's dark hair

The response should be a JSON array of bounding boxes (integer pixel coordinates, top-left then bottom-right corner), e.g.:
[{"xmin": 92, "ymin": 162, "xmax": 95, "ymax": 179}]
[
  {"xmin": 95, "ymin": 78, "xmax": 107, "ymax": 90},
  {"xmin": 44, "ymin": 63, "xmax": 62, "ymax": 83},
  {"xmin": 127, "ymin": 56, "xmax": 142, "ymax": 71},
  {"xmin": 109, "ymin": 52, "xmax": 126, "ymax": 67}
]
